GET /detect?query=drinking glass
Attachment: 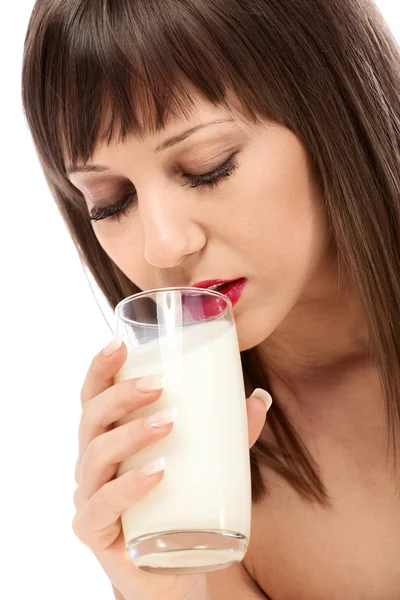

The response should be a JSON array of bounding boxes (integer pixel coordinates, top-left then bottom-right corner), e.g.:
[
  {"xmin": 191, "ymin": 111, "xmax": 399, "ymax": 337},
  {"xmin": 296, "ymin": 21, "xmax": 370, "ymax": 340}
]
[{"xmin": 114, "ymin": 287, "xmax": 251, "ymax": 575}]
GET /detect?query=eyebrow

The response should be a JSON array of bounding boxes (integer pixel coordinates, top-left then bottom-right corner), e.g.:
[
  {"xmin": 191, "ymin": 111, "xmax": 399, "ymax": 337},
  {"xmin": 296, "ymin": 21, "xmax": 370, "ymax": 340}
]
[{"xmin": 67, "ymin": 118, "xmax": 234, "ymax": 175}]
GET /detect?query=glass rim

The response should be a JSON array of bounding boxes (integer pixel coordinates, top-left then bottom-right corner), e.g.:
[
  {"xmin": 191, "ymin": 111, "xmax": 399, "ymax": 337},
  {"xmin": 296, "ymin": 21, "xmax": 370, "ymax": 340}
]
[{"xmin": 115, "ymin": 286, "xmax": 233, "ymax": 316}]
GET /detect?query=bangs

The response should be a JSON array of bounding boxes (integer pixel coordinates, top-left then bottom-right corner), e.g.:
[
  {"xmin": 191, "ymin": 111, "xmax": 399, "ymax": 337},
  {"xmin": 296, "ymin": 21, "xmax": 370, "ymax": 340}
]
[{"xmin": 22, "ymin": 0, "xmax": 270, "ymax": 178}]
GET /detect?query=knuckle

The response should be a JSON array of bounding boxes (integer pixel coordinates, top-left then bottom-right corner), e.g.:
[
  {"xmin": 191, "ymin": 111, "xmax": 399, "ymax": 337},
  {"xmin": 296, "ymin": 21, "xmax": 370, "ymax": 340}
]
[
  {"xmin": 72, "ymin": 513, "xmax": 84, "ymax": 539},
  {"xmin": 91, "ymin": 483, "xmax": 115, "ymax": 520},
  {"xmin": 109, "ymin": 421, "xmax": 136, "ymax": 457},
  {"xmin": 74, "ymin": 462, "xmax": 80, "ymax": 486},
  {"xmin": 80, "ymin": 389, "xmax": 108, "ymax": 434},
  {"xmin": 79, "ymin": 389, "xmax": 87, "ymax": 407},
  {"xmin": 73, "ymin": 486, "xmax": 80, "ymax": 508},
  {"xmin": 89, "ymin": 352, "xmax": 100, "ymax": 373},
  {"xmin": 80, "ymin": 383, "xmax": 93, "ymax": 407},
  {"xmin": 84, "ymin": 435, "xmax": 103, "ymax": 466},
  {"xmin": 77, "ymin": 417, "xmax": 85, "ymax": 445},
  {"xmin": 79, "ymin": 398, "xmax": 95, "ymax": 432}
]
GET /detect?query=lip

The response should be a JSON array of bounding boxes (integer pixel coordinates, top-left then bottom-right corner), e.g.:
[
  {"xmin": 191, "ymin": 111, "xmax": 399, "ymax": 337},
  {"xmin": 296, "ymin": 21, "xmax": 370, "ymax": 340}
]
[
  {"xmin": 192, "ymin": 279, "xmax": 234, "ymax": 289},
  {"xmin": 191, "ymin": 277, "xmax": 246, "ymax": 307}
]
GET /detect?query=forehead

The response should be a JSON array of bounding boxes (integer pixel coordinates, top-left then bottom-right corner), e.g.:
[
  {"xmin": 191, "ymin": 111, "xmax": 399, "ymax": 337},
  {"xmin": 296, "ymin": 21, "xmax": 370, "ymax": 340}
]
[
  {"xmin": 104, "ymin": 85, "xmax": 246, "ymax": 142},
  {"xmin": 67, "ymin": 88, "xmax": 251, "ymax": 170}
]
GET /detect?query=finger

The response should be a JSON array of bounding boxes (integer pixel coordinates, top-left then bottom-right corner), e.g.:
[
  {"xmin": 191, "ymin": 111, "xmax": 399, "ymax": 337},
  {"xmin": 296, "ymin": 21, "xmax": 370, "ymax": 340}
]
[
  {"xmin": 73, "ymin": 462, "xmax": 165, "ymax": 550},
  {"xmin": 76, "ymin": 407, "xmax": 175, "ymax": 503},
  {"xmin": 78, "ymin": 377, "xmax": 164, "ymax": 463},
  {"xmin": 81, "ymin": 340, "xmax": 127, "ymax": 407},
  {"xmin": 246, "ymin": 388, "xmax": 273, "ymax": 448}
]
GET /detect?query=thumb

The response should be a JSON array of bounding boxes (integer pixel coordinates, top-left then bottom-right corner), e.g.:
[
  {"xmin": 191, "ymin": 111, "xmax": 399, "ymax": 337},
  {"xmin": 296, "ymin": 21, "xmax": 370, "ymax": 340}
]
[{"xmin": 246, "ymin": 388, "xmax": 273, "ymax": 448}]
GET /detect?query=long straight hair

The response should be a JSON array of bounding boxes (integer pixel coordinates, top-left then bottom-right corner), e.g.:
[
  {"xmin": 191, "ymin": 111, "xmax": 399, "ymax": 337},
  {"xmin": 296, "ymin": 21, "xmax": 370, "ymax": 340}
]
[{"xmin": 22, "ymin": 0, "xmax": 400, "ymax": 503}]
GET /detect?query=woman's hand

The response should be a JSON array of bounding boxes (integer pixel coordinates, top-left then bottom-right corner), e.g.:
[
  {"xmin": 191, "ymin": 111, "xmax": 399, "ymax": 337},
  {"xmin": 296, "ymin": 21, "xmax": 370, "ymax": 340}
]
[{"xmin": 72, "ymin": 340, "xmax": 270, "ymax": 600}]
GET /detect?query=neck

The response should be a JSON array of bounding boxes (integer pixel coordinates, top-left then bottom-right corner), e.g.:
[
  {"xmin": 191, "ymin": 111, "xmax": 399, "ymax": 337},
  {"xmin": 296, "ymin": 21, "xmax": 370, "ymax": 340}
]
[{"xmin": 257, "ymin": 276, "xmax": 372, "ymax": 387}]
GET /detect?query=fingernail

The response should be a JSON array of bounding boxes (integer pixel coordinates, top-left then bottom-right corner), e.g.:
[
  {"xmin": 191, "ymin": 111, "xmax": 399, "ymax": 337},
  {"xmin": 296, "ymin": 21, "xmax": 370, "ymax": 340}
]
[
  {"xmin": 103, "ymin": 339, "xmax": 122, "ymax": 357},
  {"xmin": 251, "ymin": 388, "xmax": 273, "ymax": 412},
  {"xmin": 136, "ymin": 374, "xmax": 165, "ymax": 393},
  {"xmin": 147, "ymin": 407, "xmax": 177, "ymax": 428},
  {"xmin": 140, "ymin": 457, "xmax": 165, "ymax": 477}
]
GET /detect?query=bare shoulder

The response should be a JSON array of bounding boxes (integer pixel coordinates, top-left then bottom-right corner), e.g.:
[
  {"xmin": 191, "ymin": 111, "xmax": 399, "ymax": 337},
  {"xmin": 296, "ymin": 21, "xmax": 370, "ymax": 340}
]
[{"xmin": 207, "ymin": 561, "xmax": 268, "ymax": 599}]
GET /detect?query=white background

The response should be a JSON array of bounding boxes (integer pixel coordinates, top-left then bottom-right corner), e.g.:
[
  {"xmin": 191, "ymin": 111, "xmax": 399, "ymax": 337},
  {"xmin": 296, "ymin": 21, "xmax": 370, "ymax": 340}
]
[{"xmin": 2, "ymin": 2, "xmax": 399, "ymax": 598}]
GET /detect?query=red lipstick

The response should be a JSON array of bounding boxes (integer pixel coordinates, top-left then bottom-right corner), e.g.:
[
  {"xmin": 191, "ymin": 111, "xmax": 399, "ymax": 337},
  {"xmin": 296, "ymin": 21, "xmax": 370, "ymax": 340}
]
[{"xmin": 191, "ymin": 278, "xmax": 246, "ymax": 307}]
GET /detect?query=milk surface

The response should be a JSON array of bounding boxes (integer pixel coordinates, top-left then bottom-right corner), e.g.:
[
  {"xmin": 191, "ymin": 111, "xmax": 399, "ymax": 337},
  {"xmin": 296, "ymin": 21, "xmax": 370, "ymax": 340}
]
[{"xmin": 115, "ymin": 318, "xmax": 251, "ymax": 554}]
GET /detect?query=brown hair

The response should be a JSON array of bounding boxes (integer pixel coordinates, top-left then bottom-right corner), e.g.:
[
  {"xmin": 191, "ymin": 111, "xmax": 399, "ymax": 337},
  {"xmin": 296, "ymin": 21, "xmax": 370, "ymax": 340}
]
[{"xmin": 22, "ymin": 0, "xmax": 400, "ymax": 504}]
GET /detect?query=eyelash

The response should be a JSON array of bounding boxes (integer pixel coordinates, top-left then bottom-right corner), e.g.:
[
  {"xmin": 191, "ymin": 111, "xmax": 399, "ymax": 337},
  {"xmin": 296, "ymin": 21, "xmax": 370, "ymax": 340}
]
[{"xmin": 89, "ymin": 154, "xmax": 238, "ymax": 222}]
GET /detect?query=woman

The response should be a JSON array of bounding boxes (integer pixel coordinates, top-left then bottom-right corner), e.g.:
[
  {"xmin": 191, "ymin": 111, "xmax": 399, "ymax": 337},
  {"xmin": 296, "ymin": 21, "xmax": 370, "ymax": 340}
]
[{"xmin": 22, "ymin": 0, "xmax": 400, "ymax": 598}]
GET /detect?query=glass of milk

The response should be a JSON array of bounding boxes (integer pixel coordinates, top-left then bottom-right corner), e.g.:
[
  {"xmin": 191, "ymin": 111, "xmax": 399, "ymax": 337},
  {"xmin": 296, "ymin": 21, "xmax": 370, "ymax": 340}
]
[{"xmin": 114, "ymin": 287, "xmax": 251, "ymax": 575}]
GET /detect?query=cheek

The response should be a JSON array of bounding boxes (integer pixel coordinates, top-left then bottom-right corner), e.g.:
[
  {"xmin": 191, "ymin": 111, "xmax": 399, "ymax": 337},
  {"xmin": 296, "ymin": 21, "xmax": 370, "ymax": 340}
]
[
  {"xmin": 226, "ymin": 139, "xmax": 327, "ymax": 349},
  {"xmin": 93, "ymin": 222, "xmax": 147, "ymax": 281},
  {"xmin": 233, "ymin": 205, "xmax": 327, "ymax": 351},
  {"xmin": 93, "ymin": 225, "xmax": 123, "ymax": 264},
  {"xmin": 223, "ymin": 156, "xmax": 325, "ymax": 278}
]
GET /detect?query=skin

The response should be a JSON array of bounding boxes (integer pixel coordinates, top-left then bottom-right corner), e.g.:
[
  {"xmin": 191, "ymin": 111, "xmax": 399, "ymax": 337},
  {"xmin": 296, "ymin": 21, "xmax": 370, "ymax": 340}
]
[
  {"xmin": 69, "ymin": 91, "xmax": 330, "ymax": 354},
  {"xmin": 73, "ymin": 343, "xmax": 267, "ymax": 600},
  {"xmin": 70, "ymin": 90, "xmax": 400, "ymax": 599}
]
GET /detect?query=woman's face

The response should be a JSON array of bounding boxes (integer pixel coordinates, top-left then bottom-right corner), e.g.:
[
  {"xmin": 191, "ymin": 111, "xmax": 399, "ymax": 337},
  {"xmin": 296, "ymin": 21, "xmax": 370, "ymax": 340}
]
[{"xmin": 69, "ymin": 91, "xmax": 330, "ymax": 351}]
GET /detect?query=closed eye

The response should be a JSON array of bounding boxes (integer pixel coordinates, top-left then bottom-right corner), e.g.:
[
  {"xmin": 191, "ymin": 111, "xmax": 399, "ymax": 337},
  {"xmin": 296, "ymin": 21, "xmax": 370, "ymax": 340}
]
[
  {"xmin": 89, "ymin": 153, "xmax": 238, "ymax": 222},
  {"xmin": 182, "ymin": 154, "xmax": 237, "ymax": 189}
]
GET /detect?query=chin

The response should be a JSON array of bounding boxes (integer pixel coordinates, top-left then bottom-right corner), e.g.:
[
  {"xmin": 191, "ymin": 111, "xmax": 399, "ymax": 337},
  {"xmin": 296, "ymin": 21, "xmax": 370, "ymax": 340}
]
[{"xmin": 234, "ymin": 312, "xmax": 277, "ymax": 352}]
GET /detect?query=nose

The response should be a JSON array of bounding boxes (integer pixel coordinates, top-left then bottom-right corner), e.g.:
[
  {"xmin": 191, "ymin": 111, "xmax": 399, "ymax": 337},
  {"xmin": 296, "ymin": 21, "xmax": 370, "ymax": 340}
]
[{"xmin": 139, "ymin": 189, "xmax": 206, "ymax": 269}]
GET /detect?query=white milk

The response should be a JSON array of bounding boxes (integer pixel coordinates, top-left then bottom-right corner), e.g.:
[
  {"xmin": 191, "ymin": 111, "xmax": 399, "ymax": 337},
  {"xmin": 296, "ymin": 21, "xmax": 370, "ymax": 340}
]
[{"xmin": 115, "ymin": 318, "xmax": 251, "ymax": 569}]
